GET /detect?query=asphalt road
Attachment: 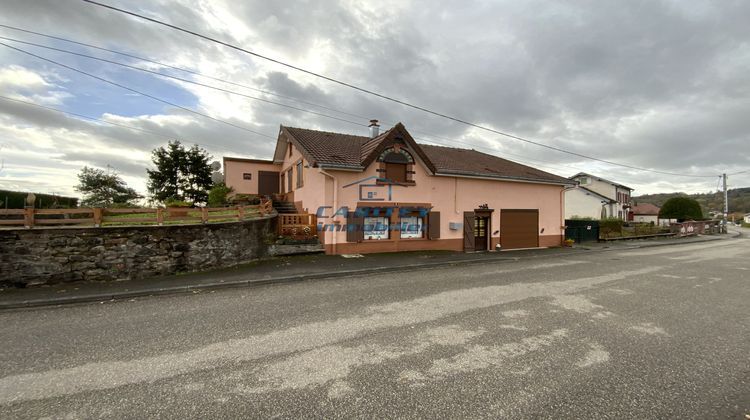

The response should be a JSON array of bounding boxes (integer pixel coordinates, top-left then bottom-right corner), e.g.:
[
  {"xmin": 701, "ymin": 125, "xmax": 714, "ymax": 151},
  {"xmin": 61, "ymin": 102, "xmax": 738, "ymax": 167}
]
[{"xmin": 0, "ymin": 236, "xmax": 748, "ymax": 419}]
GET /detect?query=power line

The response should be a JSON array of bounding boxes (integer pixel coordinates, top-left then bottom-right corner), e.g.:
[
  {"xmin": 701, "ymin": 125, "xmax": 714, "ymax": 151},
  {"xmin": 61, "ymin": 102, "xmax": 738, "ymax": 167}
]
[
  {"xmin": 80, "ymin": 0, "xmax": 721, "ymax": 178},
  {"xmin": 0, "ymin": 23, "xmax": 371, "ymax": 122},
  {"xmin": 3, "ymin": 27, "xmax": 738, "ymax": 181},
  {"xmin": 0, "ymin": 41, "xmax": 276, "ymax": 140},
  {"xmin": 0, "ymin": 95, "xmax": 247, "ymax": 155},
  {"xmin": 0, "ymin": 35, "xmax": 367, "ymax": 128}
]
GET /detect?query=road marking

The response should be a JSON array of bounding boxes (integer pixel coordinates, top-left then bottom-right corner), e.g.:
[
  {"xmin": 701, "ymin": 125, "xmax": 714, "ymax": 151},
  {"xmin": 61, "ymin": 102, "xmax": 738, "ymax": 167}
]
[{"xmin": 0, "ymin": 266, "xmax": 663, "ymax": 404}]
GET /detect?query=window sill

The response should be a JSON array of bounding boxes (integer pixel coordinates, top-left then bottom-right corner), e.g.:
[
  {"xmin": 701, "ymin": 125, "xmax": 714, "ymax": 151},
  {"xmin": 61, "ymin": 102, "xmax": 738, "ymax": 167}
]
[{"xmin": 376, "ymin": 180, "xmax": 416, "ymax": 186}]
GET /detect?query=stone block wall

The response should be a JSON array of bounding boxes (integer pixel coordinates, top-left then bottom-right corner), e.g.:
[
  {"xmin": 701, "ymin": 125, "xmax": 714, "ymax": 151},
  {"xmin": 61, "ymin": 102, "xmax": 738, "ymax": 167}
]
[{"xmin": 0, "ymin": 215, "xmax": 276, "ymax": 287}]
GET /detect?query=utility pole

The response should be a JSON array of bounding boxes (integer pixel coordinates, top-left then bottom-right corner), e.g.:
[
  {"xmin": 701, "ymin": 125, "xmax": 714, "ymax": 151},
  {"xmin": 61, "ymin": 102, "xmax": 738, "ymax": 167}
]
[{"xmin": 722, "ymin": 173, "xmax": 728, "ymax": 225}]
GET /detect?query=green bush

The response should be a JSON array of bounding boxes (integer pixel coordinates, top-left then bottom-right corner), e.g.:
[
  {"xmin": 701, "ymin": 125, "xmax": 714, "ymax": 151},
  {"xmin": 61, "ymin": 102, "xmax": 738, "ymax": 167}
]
[
  {"xmin": 599, "ymin": 217, "xmax": 623, "ymax": 236},
  {"xmin": 207, "ymin": 183, "xmax": 233, "ymax": 207},
  {"xmin": 659, "ymin": 197, "xmax": 703, "ymax": 222},
  {"xmin": 164, "ymin": 199, "xmax": 193, "ymax": 208},
  {"xmin": 229, "ymin": 194, "xmax": 260, "ymax": 205}
]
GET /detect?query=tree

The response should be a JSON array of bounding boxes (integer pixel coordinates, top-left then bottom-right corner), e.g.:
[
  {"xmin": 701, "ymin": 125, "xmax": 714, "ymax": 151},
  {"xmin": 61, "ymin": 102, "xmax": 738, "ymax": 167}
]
[
  {"xmin": 658, "ymin": 196, "xmax": 703, "ymax": 222},
  {"xmin": 146, "ymin": 141, "xmax": 213, "ymax": 204},
  {"xmin": 75, "ymin": 166, "xmax": 142, "ymax": 207}
]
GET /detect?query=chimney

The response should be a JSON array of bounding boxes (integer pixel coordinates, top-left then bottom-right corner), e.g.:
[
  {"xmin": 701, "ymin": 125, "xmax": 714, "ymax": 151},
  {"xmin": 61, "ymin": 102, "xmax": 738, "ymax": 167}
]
[{"xmin": 369, "ymin": 119, "xmax": 379, "ymax": 138}]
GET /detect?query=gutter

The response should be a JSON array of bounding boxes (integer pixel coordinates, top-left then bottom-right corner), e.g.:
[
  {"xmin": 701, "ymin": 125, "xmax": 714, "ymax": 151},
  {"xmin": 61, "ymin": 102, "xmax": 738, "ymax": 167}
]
[
  {"xmin": 319, "ymin": 168, "xmax": 338, "ymax": 254},
  {"xmin": 433, "ymin": 171, "xmax": 575, "ymax": 187}
]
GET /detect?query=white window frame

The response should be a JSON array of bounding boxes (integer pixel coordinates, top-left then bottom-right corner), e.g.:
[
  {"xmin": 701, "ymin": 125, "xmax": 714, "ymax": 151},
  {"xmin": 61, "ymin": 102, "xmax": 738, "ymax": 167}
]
[
  {"xmin": 400, "ymin": 216, "xmax": 423, "ymax": 239},
  {"xmin": 364, "ymin": 216, "xmax": 389, "ymax": 240}
]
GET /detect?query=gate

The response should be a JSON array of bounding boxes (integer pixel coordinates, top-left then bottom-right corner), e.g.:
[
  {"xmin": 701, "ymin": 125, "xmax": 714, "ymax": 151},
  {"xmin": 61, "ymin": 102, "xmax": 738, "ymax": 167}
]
[{"xmin": 565, "ymin": 219, "xmax": 600, "ymax": 243}]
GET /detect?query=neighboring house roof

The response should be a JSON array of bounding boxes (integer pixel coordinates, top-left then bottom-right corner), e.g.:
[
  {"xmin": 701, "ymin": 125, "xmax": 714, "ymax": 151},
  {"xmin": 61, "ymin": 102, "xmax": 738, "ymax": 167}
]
[
  {"xmin": 632, "ymin": 203, "xmax": 660, "ymax": 215},
  {"xmin": 223, "ymin": 157, "xmax": 275, "ymax": 164},
  {"xmin": 274, "ymin": 123, "xmax": 573, "ymax": 185},
  {"xmin": 570, "ymin": 172, "xmax": 633, "ymax": 191},
  {"xmin": 572, "ymin": 186, "xmax": 616, "ymax": 203}
]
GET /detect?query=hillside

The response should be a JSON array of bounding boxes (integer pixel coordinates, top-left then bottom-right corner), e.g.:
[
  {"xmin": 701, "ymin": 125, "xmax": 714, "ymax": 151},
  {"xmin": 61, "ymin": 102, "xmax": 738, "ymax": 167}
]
[{"xmin": 634, "ymin": 187, "xmax": 750, "ymax": 215}]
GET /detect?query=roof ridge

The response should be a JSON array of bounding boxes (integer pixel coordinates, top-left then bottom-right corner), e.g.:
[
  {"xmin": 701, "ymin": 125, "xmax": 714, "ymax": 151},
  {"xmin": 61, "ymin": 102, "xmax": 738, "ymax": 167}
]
[{"xmin": 284, "ymin": 125, "xmax": 371, "ymax": 140}]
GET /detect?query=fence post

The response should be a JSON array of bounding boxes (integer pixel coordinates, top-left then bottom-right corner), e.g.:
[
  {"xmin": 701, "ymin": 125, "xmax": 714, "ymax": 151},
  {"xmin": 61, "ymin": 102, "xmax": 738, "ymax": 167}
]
[
  {"xmin": 93, "ymin": 208, "xmax": 103, "ymax": 227},
  {"xmin": 238, "ymin": 205, "xmax": 245, "ymax": 221},
  {"xmin": 201, "ymin": 207, "xmax": 208, "ymax": 224},
  {"xmin": 24, "ymin": 207, "xmax": 35, "ymax": 228},
  {"xmin": 156, "ymin": 208, "xmax": 164, "ymax": 226}
]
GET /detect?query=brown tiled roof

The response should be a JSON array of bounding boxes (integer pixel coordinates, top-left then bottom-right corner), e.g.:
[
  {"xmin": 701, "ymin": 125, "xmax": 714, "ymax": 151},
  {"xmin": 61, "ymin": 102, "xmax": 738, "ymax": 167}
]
[
  {"xmin": 284, "ymin": 126, "xmax": 369, "ymax": 168},
  {"xmin": 420, "ymin": 144, "xmax": 573, "ymax": 184},
  {"xmin": 282, "ymin": 125, "xmax": 572, "ymax": 185},
  {"xmin": 632, "ymin": 203, "xmax": 660, "ymax": 215}
]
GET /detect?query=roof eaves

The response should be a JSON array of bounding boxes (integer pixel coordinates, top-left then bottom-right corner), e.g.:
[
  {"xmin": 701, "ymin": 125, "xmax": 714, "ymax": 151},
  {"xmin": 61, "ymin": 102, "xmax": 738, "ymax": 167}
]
[{"xmin": 434, "ymin": 170, "xmax": 575, "ymax": 186}]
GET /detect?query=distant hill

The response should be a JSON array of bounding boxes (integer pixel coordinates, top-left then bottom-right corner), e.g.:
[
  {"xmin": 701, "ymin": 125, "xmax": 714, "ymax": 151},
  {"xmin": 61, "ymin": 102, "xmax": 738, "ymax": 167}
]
[{"xmin": 634, "ymin": 187, "xmax": 750, "ymax": 216}]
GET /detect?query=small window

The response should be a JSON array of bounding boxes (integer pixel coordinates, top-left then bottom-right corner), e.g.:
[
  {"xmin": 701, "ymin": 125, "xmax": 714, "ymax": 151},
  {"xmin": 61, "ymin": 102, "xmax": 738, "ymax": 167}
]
[
  {"xmin": 296, "ymin": 161, "xmax": 303, "ymax": 188},
  {"xmin": 579, "ymin": 177, "xmax": 589, "ymax": 185},
  {"xmin": 364, "ymin": 216, "xmax": 389, "ymax": 240},
  {"xmin": 281, "ymin": 173, "xmax": 285, "ymax": 193},
  {"xmin": 243, "ymin": 173, "xmax": 252, "ymax": 180},
  {"xmin": 287, "ymin": 168, "xmax": 293, "ymax": 192},
  {"xmin": 288, "ymin": 143, "xmax": 293, "ymax": 157},
  {"xmin": 400, "ymin": 216, "xmax": 423, "ymax": 239}
]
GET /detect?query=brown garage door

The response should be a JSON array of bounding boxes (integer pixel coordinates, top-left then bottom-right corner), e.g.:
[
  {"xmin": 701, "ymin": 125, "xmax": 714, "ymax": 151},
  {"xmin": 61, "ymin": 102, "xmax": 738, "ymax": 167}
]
[
  {"xmin": 258, "ymin": 171, "xmax": 280, "ymax": 196},
  {"xmin": 500, "ymin": 209, "xmax": 539, "ymax": 249}
]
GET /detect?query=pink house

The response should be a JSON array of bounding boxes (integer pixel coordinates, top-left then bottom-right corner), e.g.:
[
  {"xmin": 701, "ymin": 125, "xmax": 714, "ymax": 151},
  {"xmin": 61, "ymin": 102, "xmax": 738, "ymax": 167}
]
[{"xmin": 224, "ymin": 121, "xmax": 574, "ymax": 255}]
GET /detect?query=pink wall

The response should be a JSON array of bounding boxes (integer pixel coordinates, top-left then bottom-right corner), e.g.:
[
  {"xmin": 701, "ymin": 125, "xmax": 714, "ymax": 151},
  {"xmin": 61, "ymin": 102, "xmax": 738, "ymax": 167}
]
[
  {"xmin": 315, "ymin": 152, "xmax": 564, "ymax": 252},
  {"xmin": 224, "ymin": 159, "xmax": 281, "ymax": 195}
]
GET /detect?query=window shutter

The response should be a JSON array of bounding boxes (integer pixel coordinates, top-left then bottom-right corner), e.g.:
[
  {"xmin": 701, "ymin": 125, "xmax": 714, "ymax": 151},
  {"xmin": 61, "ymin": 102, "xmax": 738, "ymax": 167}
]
[
  {"xmin": 428, "ymin": 211, "xmax": 440, "ymax": 239},
  {"xmin": 463, "ymin": 212, "xmax": 475, "ymax": 251},
  {"xmin": 345, "ymin": 207, "xmax": 364, "ymax": 243}
]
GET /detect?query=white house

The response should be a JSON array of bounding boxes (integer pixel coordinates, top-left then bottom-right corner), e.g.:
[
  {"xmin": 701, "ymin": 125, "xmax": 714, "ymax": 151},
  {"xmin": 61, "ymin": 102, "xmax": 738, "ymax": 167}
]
[
  {"xmin": 565, "ymin": 173, "xmax": 633, "ymax": 220},
  {"xmin": 744, "ymin": 213, "xmax": 750, "ymax": 224}
]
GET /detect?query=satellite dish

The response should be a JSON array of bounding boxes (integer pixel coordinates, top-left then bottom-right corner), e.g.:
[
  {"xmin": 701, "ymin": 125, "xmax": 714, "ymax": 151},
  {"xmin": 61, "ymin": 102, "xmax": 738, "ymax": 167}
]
[{"xmin": 210, "ymin": 161, "xmax": 221, "ymax": 171}]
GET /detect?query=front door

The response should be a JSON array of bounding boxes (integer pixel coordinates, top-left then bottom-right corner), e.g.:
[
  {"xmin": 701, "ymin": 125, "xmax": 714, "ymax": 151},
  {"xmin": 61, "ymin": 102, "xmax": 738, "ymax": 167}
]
[{"xmin": 474, "ymin": 216, "xmax": 489, "ymax": 251}]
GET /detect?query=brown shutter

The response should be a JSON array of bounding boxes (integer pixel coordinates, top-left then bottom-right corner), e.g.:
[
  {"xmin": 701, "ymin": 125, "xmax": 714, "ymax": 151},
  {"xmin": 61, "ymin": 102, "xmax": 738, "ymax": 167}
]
[
  {"xmin": 428, "ymin": 211, "xmax": 440, "ymax": 239},
  {"xmin": 345, "ymin": 207, "xmax": 364, "ymax": 243},
  {"xmin": 463, "ymin": 211, "xmax": 475, "ymax": 251}
]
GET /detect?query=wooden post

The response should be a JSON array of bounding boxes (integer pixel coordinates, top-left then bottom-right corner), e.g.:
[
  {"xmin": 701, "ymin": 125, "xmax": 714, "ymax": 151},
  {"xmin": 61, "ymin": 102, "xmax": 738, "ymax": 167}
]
[
  {"xmin": 24, "ymin": 207, "xmax": 34, "ymax": 229},
  {"xmin": 201, "ymin": 207, "xmax": 208, "ymax": 224},
  {"xmin": 156, "ymin": 208, "xmax": 164, "ymax": 226},
  {"xmin": 238, "ymin": 205, "xmax": 245, "ymax": 221},
  {"xmin": 93, "ymin": 208, "xmax": 103, "ymax": 227}
]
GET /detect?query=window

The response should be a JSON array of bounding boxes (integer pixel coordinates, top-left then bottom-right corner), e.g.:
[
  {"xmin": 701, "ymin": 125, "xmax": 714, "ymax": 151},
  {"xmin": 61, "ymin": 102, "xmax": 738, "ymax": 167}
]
[
  {"xmin": 243, "ymin": 173, "xmax": 252, "ymax": 180},
  {"xmin": 287, "ymin": 168, "xmax": 293, "ymax": 192},
  {"xmin": 281, "ymin": 173, "xmax": 285, "ymax": 193},
  {"xmin": 296, "ymin": 161, "xmax": 303, "ymax": 188},
  {"xmin": 579, "ymin": 177, "xmax": 590, "ymax": 185},
  {"xmin": 383, "ymin": 151, "xmax": 408, "ymax": 183},
  {"xmin": 400, "ymin": 215, "xmax": 423, "ymax": 239},
  {"xmin": 364, "ymin": 216, "xmax": 389, "ymax": 240},
  {"xmin": 288, "ymin": 143, "xmax": 293, "ymax": 157}
]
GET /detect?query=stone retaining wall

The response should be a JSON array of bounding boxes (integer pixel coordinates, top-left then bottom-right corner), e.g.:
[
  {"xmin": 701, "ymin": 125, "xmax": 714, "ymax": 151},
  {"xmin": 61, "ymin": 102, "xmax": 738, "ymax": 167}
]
[{"xmin": 0, "ymin": 215, "xmax": 276, "ymax": 287}]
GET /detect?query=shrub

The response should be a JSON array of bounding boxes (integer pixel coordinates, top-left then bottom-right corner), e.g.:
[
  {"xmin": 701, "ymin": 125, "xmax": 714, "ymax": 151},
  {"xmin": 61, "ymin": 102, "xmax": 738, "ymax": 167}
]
[
  {"xmin": 164, "ymin": 199, "xmax": 192, "ymax": 208},
  {"xmin": 208, "ymin": 183, "xmax": 233, "ymax": 207},
  {"xmin": 659, "ymin": 197, "xmax": 703, "ymax": 222},
  {"xmin": 599, "ymin": 217, "xmax": 623, "ymax": 236}
]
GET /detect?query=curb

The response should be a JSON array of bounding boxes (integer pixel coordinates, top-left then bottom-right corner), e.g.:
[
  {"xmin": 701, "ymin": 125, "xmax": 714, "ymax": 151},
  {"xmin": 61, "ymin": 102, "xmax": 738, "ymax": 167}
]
[
  {"xmin": 0, "ymin": 253, "xmax": 530, "ymax": 310},
  {"xmin": 0, "ymin": 233, "xmax": 739, "ymax": 310}
]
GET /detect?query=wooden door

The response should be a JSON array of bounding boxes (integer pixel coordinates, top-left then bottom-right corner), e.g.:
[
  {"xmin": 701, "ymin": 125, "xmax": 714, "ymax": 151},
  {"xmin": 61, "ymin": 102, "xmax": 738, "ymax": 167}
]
[
  {"xmin": 258, "ymin": 171, "xmax": 280, "ymax": 196},
  {"xmin": 463, "ymin": 212, "xmax": 475, "ymax": 251},
  {"xmin": 474, "ymin": 216, "xmax": 489, "ymax": 251}
]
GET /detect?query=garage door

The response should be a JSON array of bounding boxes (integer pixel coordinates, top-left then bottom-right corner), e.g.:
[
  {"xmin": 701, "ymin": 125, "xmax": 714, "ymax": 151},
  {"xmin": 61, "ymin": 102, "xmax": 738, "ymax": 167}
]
[
  {"xmin": 258, "ymin": 171, "xmax": 280, "ymax": 196},
  {"xmin": 500, "ymin": 209, "xmax": 539, "ymax": 249}
]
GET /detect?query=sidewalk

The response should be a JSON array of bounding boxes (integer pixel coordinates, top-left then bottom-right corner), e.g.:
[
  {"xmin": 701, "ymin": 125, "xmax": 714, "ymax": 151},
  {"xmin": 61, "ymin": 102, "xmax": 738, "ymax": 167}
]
[{"xmin": 0, "ymin": 232, "xmax": 739, "ymax": 310}]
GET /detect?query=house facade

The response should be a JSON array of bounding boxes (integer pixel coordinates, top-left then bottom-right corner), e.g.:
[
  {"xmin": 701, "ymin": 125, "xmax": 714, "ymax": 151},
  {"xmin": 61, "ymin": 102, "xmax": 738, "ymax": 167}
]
[
  {"xmin": 630, "ymin": 202, "xmax": 660, "ymax": 224},
  {"xmin": 225, "ymin": 122, "xmax": 574, "ymax": 254},
  {"xmin": 565, "ymin": 173, "xmax": 633, "ymax": 220}
]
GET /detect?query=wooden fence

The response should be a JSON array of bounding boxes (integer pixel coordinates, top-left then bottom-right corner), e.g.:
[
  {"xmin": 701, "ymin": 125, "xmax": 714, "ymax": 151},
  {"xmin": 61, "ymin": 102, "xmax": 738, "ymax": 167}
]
[
  {"xmin": 0, "ymin": 199, "xmax": 274, "ymax": 228},
  {"xmin": 278, "ymin": 213, "xmax": 317, "ymax": 238}
]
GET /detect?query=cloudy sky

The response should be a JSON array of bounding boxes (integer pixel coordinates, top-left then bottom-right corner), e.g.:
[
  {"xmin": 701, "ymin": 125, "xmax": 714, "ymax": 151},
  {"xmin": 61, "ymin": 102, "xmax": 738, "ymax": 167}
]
[{"xmin": 0, "ymin": 0, "xmax": 748, "ymax": 199}]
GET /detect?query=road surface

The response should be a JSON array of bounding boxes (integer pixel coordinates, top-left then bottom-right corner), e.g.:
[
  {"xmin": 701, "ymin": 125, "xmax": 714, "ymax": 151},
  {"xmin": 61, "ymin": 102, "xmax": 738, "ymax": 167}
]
[{"xmin": 0, "ymin": 236, "xmax": 748, "ymax": 418}]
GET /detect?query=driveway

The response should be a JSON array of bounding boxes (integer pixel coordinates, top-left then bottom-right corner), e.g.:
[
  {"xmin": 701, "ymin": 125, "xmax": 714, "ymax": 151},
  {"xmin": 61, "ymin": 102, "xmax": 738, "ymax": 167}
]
[{"xmin": 0, "ymin": 236, "xmax": 748, "ymax": 418}]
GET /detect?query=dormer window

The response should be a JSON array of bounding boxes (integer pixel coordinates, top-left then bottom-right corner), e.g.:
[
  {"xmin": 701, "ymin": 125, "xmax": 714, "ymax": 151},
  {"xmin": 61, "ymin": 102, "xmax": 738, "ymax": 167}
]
[
  {"xmin": 383, "ymin": 151, "xmax": 408, "ymax": 183},
  {"xmin": 377, "ymin": 146, "xmax": 415, "ymax": 185}
]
